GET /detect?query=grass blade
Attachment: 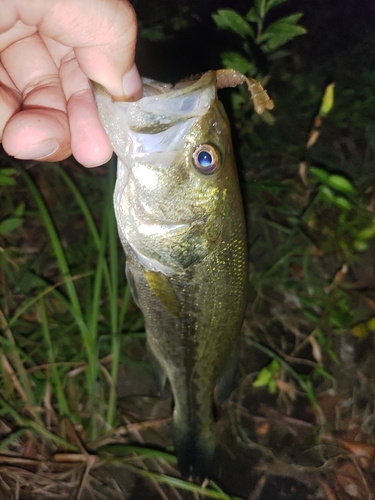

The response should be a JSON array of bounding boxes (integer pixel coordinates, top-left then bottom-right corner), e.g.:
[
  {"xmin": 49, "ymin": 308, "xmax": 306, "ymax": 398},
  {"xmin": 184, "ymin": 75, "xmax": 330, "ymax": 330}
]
[{"xmin": 38, "ymin": 297, "xmax": 70, "ymax": 416}]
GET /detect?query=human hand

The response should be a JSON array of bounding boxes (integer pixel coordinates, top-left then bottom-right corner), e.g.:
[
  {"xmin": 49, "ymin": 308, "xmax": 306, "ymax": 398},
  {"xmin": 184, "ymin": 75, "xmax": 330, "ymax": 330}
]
[{"xmin": 0, "ymin": 0, "xmax": 142, "ymax": 167}]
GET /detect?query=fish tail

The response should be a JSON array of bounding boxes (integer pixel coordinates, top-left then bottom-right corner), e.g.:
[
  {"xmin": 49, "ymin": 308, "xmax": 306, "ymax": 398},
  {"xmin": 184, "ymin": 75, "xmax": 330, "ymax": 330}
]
[{"xmin": 172, "ymin": 405, "xmax": 216, "ymax": 480}]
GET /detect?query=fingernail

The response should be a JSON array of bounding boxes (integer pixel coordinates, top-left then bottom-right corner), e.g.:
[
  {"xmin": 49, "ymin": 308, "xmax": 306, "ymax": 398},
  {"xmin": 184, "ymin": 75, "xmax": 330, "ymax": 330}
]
[
  {"xmin": 122, "ymin": 64, "xmax": 142, "ymax": 101},
  {"xmin": 14, "ymin": 140, "xmax": 59, "ymax": 160},
  {"xmin": 85, "ymin": 154, "xmax": 113, "ymax": 168}
]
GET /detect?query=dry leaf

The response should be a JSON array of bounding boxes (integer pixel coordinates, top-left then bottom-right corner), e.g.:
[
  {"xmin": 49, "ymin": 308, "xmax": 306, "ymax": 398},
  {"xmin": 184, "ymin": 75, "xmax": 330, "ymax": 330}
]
[
  {"xmin": 309, "ymin": 336, "xmax": 323, "ymax": 363},
  {"xmin": 335, "ymin": 460, "xmax": 372, "ymax": 499},
  {"xmin": 335, "ymin": 438, "xmax": 375, "ymax": 470},
  {"xmin": 318, "ymin": 479, "xmax": 338, "ymax": 500},
  {"xmin": 276, "ymin": 379, "xmax": 297, "ymax": 400}
]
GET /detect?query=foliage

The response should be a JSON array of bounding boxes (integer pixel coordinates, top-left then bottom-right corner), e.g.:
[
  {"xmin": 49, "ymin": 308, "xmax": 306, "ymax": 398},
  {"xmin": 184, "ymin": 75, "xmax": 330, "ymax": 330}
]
[
  {"xmin": 212, "ymin": 0, "xmax": 307, "ymax": 162},
  {"xmin": 213, "ymin": 2, "xmax": 306, "ymax": 72},
  {"xmin": 253, "ymin": 358, "xmax": 281, "ymax": 393}
]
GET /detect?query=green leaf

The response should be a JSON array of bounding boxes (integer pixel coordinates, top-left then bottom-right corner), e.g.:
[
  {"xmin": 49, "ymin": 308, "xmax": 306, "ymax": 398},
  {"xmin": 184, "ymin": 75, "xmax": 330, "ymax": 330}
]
[
  {"xmin": 259, "ymin": 14, "xmax": 307, "ymax": 51},
  {"xmin": 253, "ymin": 366, "xmax": 272, "ymax": 387},
  {"xmin": 221, "ymin": 51, "xmax": 256, "ymax": 74},
  {"xmin": 0, "ymin": 167, "xmax": 17, "ymax": 186},
  {"xmin": 354, "ymin": 240, "xmax": 369, "ymax": 252},
  {"xmin": 268, "ymin": 378, "xmax": 277, "ymax": 394},
  {"xmin": 264, "ymin": 0, "xmax": 289, "ymax": 15},
  {"xmin": 0, "ymin": 168, "xmax": 17, "ymax": 176},
  {"xmin": 253, "ymin": 359, "xmax": 280, "ymax": 388},
  {"xmin": 254, "ymin": 0, "xmax": 288, "ymax": 19},
  {"xmin": 326, "ymin": 174, "xmax": 356, "ymax": 194},
  {"xmin": 356, "ymin": 223, "xmax": 375, "ymax": 241},
  {"xmin": 245, "ymin": 7, "xmax": 260, "ymax": 23},
  {"xmin": 0, "ymin": 175, "xmax": 16, "ymax": 186},
  {"xmin": 212, "ymin": 9, "xmax": 254, "ymax": 39},
  {"xmin": 319, "ymin": 83, "xmax": 335, "ymax": 116},
  {"xmin": 332, "ymin": 196, "xmax": 352, "ymax": 211},
  {"xmin": 310, "ymin": 167, "xmax": 330, "ymax": 183},
  {"xmin": 264, "ymin": 13, "xmax": 304, "ymax": 32},
  {"xmin": 319, "ymin": 185, "xmax": 335, "ymax": 202},
  {"xmin": 13, "ymin": 202, "xmax": 25, "ymax": 218},
  {"xmin": 254, "ymin": 0, "xmax": 266, "ymax": 19},
  {"xmin": 0, "ymin": 217, "xmax": 23, "ymax": 235}
]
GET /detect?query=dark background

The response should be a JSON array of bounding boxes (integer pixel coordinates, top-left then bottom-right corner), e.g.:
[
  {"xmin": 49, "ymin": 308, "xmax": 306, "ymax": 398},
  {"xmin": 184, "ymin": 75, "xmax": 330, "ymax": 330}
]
[{"xmin": 134, "ymin": 0, "xmax": 375, "ymax": 81}]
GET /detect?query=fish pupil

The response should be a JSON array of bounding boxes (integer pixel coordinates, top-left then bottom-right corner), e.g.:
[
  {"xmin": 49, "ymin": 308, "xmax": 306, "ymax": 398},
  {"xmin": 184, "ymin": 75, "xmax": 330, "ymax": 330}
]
[
  {"xmin": 193, "ymin": 144, "xmax": 220, "ymax": 174},
  {"xmin": 197, "ymin": 150, "xmax": 213, "ymax": 168}
]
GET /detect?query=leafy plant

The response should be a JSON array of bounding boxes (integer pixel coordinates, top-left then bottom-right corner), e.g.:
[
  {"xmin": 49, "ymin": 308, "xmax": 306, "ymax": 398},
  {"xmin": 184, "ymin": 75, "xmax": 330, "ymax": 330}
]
[
  {"xmin": 213, "ymin": 1, "xmax": 306, "ymax": 75},
  {"xmin": 212, "ymin": 0, "xmax": 307, "ymax": 162},
  {"xmin": 253, "ymin": 358, "xmax": 281, "ymax": 393}
]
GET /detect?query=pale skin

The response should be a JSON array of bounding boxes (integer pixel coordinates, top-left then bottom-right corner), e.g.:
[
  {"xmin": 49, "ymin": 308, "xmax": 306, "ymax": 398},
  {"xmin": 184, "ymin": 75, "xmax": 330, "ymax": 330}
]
[{"xmin": 0, "ymin": 0, "xmax": 142, "ymax": 167}]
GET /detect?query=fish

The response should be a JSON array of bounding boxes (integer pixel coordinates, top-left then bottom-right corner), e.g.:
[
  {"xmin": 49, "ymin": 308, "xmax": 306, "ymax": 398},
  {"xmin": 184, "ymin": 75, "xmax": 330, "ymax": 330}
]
[{"xmin": 92, "ymin": 70, "xmax": 273, "ymax": 478}]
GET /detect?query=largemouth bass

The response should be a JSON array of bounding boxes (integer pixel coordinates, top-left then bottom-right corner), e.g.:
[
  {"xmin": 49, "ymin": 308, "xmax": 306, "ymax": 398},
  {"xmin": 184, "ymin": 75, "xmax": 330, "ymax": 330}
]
[{"xmin": 92, "ymin": 70, "xmax": 273, "ymax": 478}]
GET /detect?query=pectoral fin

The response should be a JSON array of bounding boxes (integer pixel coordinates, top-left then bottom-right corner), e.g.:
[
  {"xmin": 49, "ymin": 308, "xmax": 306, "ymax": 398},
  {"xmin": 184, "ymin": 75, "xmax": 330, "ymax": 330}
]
[{"xmin": 144, "ymin": 269, "xmax": 181, "ymax": 318}]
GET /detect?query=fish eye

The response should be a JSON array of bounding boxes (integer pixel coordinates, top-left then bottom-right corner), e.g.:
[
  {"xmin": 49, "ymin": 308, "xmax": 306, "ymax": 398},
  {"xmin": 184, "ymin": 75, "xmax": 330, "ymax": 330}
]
[{"xmin": 192, "ymin": 144, "xmax": 221, "ymax": 174}]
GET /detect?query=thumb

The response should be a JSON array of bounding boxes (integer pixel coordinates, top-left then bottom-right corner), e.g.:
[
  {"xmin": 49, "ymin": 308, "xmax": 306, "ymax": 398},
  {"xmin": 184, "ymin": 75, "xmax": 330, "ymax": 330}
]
[
  {"xmin": 37, "ymin": 0, "xmax": 142, "ymax": 99},
  {"xmin": 73, "ymin": 1, "xmax": 142, "ymax": 99}
]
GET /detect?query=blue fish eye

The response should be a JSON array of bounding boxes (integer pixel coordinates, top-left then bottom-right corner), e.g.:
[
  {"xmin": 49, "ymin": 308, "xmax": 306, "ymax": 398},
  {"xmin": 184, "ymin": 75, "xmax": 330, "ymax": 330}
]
[
  {"xmin": 197, "ymin": 151, "xmax": 212, "ymax": 168},
  {"xmin": 193, "ymin": 144, "xmax": 220, "ymax": 174}
]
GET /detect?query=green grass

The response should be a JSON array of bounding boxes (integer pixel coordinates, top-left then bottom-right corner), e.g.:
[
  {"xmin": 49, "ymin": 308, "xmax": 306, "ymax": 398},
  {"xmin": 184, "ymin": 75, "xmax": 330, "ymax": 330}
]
[{"xmin": 2, "ymin": 159, "xmax": 128, "ymax": 434}]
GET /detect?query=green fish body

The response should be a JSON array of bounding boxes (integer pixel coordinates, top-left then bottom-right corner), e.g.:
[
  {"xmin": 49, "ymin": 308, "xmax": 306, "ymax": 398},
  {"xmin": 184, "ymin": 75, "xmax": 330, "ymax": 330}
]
[{"xmin": 93, "ymin": 72, "xmax": 248, "ymax": 478}]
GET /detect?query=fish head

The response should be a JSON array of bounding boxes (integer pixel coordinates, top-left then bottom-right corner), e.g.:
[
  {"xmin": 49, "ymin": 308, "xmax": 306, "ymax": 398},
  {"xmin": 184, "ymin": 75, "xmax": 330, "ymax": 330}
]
[{"xmin": 93, "ymin": 72, "xmax": 240, "ymax": 274}]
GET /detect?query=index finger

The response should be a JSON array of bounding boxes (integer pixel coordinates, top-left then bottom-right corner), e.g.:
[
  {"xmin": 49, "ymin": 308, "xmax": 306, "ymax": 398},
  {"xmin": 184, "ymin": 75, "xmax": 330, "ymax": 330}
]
[{"xmin": 17, "ymin": 0, "xmax": 142, "ymax": 99}]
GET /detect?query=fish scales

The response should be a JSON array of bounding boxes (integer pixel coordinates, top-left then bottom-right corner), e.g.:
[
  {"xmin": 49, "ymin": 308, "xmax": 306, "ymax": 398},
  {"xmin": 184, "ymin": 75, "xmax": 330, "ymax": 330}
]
[{"xmin": 91, "ymin": 70, "xmax": 265, "ymax": 478}]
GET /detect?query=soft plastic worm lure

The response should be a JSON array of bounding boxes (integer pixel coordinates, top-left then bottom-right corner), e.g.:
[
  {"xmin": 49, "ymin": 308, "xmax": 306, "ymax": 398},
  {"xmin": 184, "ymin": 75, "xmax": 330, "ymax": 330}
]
[{"xmin": 216, "ymin": 69, "xmax": 274, "ymax": 115}]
